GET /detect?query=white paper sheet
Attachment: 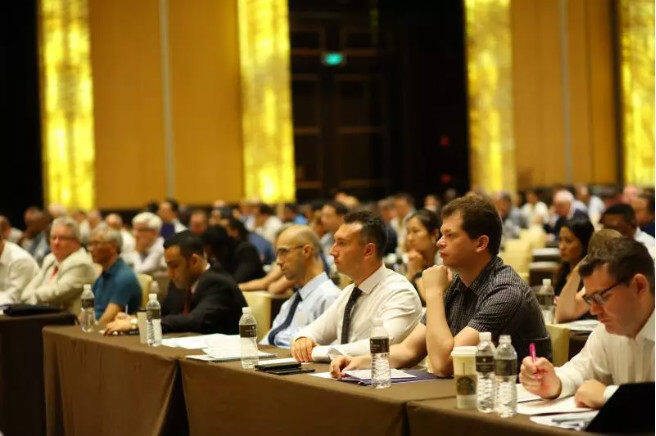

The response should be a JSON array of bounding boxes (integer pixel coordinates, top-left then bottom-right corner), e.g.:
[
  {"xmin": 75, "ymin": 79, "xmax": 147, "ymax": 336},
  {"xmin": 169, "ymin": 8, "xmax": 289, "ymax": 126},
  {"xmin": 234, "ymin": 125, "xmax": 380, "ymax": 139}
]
[
  {"xmin": 344, "ymin": 369, "xmax": 416, "ymax": 381},
  {"xmin": 559, "ymin": 319, "xmax": 600, "ymax": 332},
  {"xmin": 530, "ymin": 411, "xmax": 598, "ymax": 430},
  {"xmin": 162, "ymin": 333, "xmax": 236, "ymax": 349},
  {"xmin": 517, "ymin": 383, "xmax": 542, "ymax": 403},
  {"xmin": 309, "ymin": 372, "xmax": 334, "ymax": 379},
  {"xmin": 517, "ymin": 396, "xmax": 591, "ymax": 415}
]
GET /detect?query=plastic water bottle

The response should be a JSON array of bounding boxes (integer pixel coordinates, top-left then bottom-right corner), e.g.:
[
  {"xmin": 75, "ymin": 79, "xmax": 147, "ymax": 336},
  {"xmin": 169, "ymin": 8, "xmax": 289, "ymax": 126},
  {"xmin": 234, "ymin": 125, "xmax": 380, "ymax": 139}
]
[
  {"xmin": 476, "ymin": 331, "xmax": 496, "ymax": 413},
  {"xmin": 146, "ymin": 293, "xmax": 162, "ymax": 347},
  {"xmin": 80, "ymin": 284, "xmax": 95, "ymax": 333},
  {"xmin": 494, "ymin": 335, "xmax": 517, "ymax": 417},
  {"xmin": 239, "ymin": 307, "xmax": 258, "ymax": 368},
  {"xmin": 370, "ymin": 318, "xmax": 391, "ymax": 389},
  {"xmin": 537, "ymin": 278, "xmax": 555, "ymax": 324}
]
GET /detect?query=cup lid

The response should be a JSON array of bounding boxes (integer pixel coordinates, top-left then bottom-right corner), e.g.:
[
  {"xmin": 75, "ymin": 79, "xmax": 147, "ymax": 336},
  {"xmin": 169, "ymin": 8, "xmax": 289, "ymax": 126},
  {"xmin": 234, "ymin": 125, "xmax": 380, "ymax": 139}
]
[{"xmin": 450, "ymin": 346, "xmax": 478, "ymax": 357}]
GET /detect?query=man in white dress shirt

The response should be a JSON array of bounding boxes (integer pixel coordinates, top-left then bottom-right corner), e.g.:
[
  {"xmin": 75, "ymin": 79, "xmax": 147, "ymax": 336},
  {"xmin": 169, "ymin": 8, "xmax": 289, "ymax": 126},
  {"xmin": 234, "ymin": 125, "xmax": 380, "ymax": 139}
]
[
  {"xmin": 519, "ymin": 237, "xmax": 654, "ymax": 409},
  {"xmin": 21, "ymin": 217, "xmax": 96, "ymax": 312},
  {"xmin": 0, "ymin": 232, "xmax": 38, "ymax": 304},
  {"xmin": 122, "ymin": 212, "xmax": 165, "ymax": 275},
  {"xmin": 260, "ymin": 225, "xmax": 339, "ymax": 347},
  {"xmin": 600, "ymin": 203, "xmax": 655, "ymax": 258},
  {"xmin": 291, "ymin": 210, "xmax": 422, "ymax": 362},
  {"xmin": 106, "ymin": 213, "xmax": 135, "ymax": 254}
]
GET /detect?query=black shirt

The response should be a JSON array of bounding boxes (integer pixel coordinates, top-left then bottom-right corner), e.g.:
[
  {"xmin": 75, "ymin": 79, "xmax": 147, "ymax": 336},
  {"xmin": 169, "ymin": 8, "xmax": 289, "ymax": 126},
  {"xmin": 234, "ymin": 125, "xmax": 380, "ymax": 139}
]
[{"xmin": 423, "ymin": 256, "xmax": 550, "ymax": 364}]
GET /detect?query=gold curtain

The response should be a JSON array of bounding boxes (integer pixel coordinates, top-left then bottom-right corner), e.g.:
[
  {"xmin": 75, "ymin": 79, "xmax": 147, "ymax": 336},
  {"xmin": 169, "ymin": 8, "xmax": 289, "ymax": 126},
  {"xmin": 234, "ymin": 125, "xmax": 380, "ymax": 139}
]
[
  {"xmin": 238, "ymin": 0, "xmax": 295, "ymax": 203},
  {"xmin": 464, "ymin": 0, "xmax": 515, "ymax": 194},
  {"xmin": 39, "ymin": 0, "xmax": 95, "ymax": 210},
  {"xmin": 619, "ymin": 0, "xmax": 655, "ymax": 186}
]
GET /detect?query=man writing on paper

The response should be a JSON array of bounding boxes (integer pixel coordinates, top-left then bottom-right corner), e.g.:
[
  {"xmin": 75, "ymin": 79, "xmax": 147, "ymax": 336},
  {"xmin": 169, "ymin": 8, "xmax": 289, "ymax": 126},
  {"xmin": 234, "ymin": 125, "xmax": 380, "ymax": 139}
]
[
  {"xmin": 106, "ymin": 232, "xmax": 247, "ymax": 334},
  {"xmin": 330, "ymin": 195, "xmax": 549, "ymax": 377},
  {"xmin": 260, "ymin": 225, "xmax": 339, "ymax": 347},
  {"xmin": 519, "ymin": 237, "xmax": 654, "ymax": 409},
  {"xmin": 290, "ymin": 210, "xmax": 422, "ymax": 362}
]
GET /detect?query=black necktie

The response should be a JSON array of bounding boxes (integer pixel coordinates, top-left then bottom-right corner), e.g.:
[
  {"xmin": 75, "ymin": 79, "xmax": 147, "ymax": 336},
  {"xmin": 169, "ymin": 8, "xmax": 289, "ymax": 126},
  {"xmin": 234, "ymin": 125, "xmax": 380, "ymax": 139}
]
[
  {"xmin": 267, "ymin": 290, "xmax": 302, "ymax": 345},
  {"xmin": 341, "ymin": 287, "xmax": 363, "ymax": 344}
]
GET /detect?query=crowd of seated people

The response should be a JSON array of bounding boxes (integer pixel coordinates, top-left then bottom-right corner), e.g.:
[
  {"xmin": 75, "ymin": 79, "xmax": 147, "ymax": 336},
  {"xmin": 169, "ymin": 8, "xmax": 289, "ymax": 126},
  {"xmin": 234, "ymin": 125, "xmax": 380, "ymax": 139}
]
[{"xmin": 1, "ymin": 183, "xmax": 654, "ymax": 410}]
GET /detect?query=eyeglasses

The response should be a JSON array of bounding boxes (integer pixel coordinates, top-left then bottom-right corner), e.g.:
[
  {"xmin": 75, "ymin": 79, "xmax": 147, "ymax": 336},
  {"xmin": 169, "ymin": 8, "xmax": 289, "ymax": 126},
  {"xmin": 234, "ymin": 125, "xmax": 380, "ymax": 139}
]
[
  {"xmin": 582, "ymin": 281, "xmax": 624, "ymax": 306},
  {"xmin": 275, "ymin": 245, "xmax": 304, "ymax": 258}
]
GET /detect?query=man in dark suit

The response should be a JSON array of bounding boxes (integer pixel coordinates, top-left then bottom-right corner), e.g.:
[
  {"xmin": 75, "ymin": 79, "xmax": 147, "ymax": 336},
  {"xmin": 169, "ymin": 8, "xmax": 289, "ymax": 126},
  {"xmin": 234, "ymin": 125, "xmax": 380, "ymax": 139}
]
[{"xmin": 105, "ymin": 231, "xmax": 247, "ymax": 335}]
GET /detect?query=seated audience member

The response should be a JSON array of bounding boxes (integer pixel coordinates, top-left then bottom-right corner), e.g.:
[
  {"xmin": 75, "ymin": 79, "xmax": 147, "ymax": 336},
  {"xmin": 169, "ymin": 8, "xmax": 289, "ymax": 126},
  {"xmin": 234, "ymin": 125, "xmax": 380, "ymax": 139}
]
[
  {"xmin": 85, "ymin": 209, "xmax": 103, "ymax": 244},
  {"xmin": 320, "ymin": 201, "xmax": 348, "ymax": 261},
  {"xmin": 105, "ymin": 213, "xmax": 135, "ymax": 253},
  {"xmin": 253, "ymin": 203, "xmax": 282, "ymax": 244},
  {"xmin": 548, "ymin": 190, "xmax": 588, "ymax": 237},
  {"xmin": 123, "ymin": 212, "xmax": 166, "ymax": 275},
  {"xmin": 0, "ymin": 232, "xmax": 39, "ymax": 304},
  {"xmin": 88, "ymin": 224, "xmax": 141, "ymax": 324},
  {"xmin": 575, "ymin": 184, "xmax": 605, "ymax": 224},
  {"xmin": 553, "ymin": 217, "xmax": 594, "ymax": 295},
  {"xmin": 521, "ymin": 189, "xmax": 549, "ymax": 226},
  {"xmin": 291, "ymin": 210, "xmax": 422, "ymax": 362},
  {"xmin": 423, "ymin": 194, "xmax": 441, "ymax": 214},
  {"xmin": 330, "ymin": 195, "xmax": 549, "ymax": 377},
  {"xmin": 403, "ymin": 209, "xmax": 441, "ymax": 303},
  {"xmin": 202, "ymin": 225, "xmax": 264, "ymax": 283},
  {"xmin": 377, "ymin": 198, "xmax": 398, "ymax": 255},
  {"xmin": 391, "ymin": 193, "xmax": 416, "ymax": 251},
  {"xmin": 556, "ymin": 229, "xmax": 622, "ymax": 323},
  {"xmin": 631, "ymin": 192, "xmax": 655, "ymax": 237},
  {"xmin": 158, "ymin": 199, "xmax": 186, "ymax": 239},
  {"xmin": 21, "ymin": 208, "xmax": 51, "ymax": 266},
  {"xmin": 281, "ymin": 203, "xmax": 308, "ymax": 225},
  {"xmin": 226, "ymin": 217, "xmax": 275, "ymax": 266},
  {"xmin": 494, "ymin": 191, "xmax": 528, "ymax": 239},
  {"xmin": 601, "ymin": 203, "xmax": 655, "ymax": 257},
  {"xmin": 189, "ymin": 209, "xmax": 209, "ymax": 236},
  {"xmin": 106, "ymin": 232, "xmax": 247, "ymax": 334},
  {"xmin": 21, "ymin": 217, "xmax": 95, "ymax": 312},
  {"xmin": 260, "ymin": 226, "xmax": 339, "ymax": 346},
  {"xmin": 0, "ymin": 215, "xmax": 22, "ymax": 244},
  {"xmin": 520, "ymin": 238, "xmax": 654, "ymax": 409}
]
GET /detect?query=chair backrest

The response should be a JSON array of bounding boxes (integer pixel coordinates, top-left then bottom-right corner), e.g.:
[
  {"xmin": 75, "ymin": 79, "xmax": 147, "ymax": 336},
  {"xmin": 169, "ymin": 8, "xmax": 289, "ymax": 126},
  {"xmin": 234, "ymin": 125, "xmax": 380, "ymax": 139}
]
[
  {"xmin": 545, "ymin": 324, "xmax": 570, "ymax": 366},
  {"xmin": 137, "ymin": 273, "xmax": 153, "ymax": 308},
  {"xmin": 241, "ymin": 291, "xmax": 272, "ymax": 341}
]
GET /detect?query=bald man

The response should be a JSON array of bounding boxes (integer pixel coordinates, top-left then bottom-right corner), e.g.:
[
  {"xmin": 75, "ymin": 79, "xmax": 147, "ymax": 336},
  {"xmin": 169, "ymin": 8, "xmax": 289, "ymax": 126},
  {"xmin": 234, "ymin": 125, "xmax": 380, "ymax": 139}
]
[
  {"xmin": 105, "ymin": 213, "xmax": 135, "ymax": 253},
  {"xmin": 260, "ymin": 225, "xmax": 340, "ymax": 347}
]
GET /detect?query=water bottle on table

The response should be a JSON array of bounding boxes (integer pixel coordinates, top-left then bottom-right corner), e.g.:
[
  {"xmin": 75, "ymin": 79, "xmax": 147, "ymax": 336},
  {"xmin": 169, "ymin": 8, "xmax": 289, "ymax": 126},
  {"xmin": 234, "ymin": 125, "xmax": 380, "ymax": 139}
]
[
  {"xmin": 494, "ymin": 335, "xmax": 517, "ymax": 417},
  {"xmin": 239, "ymin": 307, "xmax": 258, "ymax": 369},
  {"xmin": 370, "ymin": 317, "xmax": 391, "ymax": 389},
  {"xmin": 537, "ymin": 278, "xmax": 555, "ymax": 324},
  {"xmin": 476, "ymin": 331, "xmax": 496, "ymax": 413},
  {"xmin": 146, "ymin": 293, "xmax": 162, "ymax": 347},
  {"xmin": 80, "ymin": 284, "xmax": 95, "ymax": 333}
]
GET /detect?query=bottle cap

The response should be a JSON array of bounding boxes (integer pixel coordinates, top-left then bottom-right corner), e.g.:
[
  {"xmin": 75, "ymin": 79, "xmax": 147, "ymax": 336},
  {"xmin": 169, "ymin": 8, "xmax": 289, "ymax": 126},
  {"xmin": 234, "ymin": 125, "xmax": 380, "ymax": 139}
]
[
  {"xmin": 148, "ymin": 293, "xmax": 157, "ymax": 301},
  {"xmin": 499, "ymin": 334, "xmax": 511, "ymax": 344},
  {"xmin": 479, "ymin": 332, "xmax": 492, "ymax": 342},
  {"xmin": 242, "ymin": 307, "xmax": 251, "ymax": 314},
  {"xmin": 450, "ymin": 346, "xmax": 478, "ymax": 358},
  {"xmin": 542, "ymin": 278, "xmax": 552, "ymax": 286}
]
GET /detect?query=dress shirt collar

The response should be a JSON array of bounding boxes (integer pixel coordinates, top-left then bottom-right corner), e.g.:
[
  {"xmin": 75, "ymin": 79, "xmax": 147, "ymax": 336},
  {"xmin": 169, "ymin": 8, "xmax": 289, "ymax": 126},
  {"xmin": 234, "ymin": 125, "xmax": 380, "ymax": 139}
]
[
  {"xmin": 634, "ymin": 228, "xmax": 647, "ymax": 241},
  {"xmin": 190, "ymin": 264, "xmax": 211, "ymax": 294},
  {"xmin": 636, "ymin": 309, "xmax": 655, "ymax": 343},
  {"xmin": 298, "ymin": 272, "xmax": 329, "ymax": 300},
  {"xmin": 357, "ymin": 263, "xmax": 386, "ymax": 294},
  {"xmin": 455, "ymin": 256, "xmax": 501, "ymax": 296}
]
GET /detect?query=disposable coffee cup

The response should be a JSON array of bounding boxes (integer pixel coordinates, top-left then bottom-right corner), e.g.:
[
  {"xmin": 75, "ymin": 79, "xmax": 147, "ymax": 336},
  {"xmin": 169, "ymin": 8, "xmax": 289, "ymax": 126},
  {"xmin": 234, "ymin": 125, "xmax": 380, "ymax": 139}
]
[
  {"xmin": 451, "ymin": 346, "xmax": 478, "ymax": 409},
  {"xmin": 137, "ymin": 311, "xmax": 147, "ymax": 344}
]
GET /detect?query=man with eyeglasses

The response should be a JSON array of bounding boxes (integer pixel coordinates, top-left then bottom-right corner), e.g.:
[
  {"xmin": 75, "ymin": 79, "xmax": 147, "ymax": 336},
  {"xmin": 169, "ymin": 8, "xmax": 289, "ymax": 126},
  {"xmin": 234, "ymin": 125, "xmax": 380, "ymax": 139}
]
[
  {"xmin": 520, "ymin": 237, "xmax": 654, "ymax": 409},
  {"xmin": 21, "ymin": 217, "xmax": 96, "ymax": 312},
  {"xmin": 260, "ymin": 226, "xmax": 339, "ymax": 347}
]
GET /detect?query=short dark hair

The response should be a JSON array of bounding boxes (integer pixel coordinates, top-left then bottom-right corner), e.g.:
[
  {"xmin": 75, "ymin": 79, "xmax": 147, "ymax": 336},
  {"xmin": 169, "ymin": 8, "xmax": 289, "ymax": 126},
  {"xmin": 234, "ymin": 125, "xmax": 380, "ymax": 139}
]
[
  {"xmin": 201, "ymin": 225, "xmax": 233, "ymax": 266},
  {"xmin": 408, "ymin": 209, "xmax": 441, "ymax": 236},
  {"xmin": 343, "ymin": 210, "xmax": 387, "ymax": 258},
  {"xmin": 601, "ymin": 203, "xmax": 636, "ymax": 226},
  {"xmin": 165, "ymin": 198, "xmax": 180, "ymax": 213},
  {"xmin": 257, "ymin": 203, "xmax": 275, "ymax": 216},
  {"xmin": 227, "ymin": 217, "xmax": 249, "ymax": 241},
  {"xmin": 163, "ymin": 231, "xmax": 204, "ymax": 258},
  {"xmin": 579, "ymin": 237, "xmax": 654, "ymax": 294},
  {"xmin": 441, "ymin": 195, "xmax": 503, "ymax": 256},
  {"xmin": 326, "ymin": 201, "xmax": 348, "ymax": 216},
  {"xmin": 394, "ymin": 192, "xmax": 415, "ymax": 208}
]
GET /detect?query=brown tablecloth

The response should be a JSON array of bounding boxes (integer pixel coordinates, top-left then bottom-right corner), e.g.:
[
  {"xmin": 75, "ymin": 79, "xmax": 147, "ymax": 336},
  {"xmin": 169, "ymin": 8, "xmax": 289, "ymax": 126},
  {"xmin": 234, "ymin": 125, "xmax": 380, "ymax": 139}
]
[
  {"xmin": 180, "ymin": 350, "xmax": 455, "ymax": 436},
  {"xmin": 43, "ymin": 326, "xmax": 202, "ymax": 436},
  {"xmin": 408, "ymin": 397, "xmax": 588, "ymax": 436},
  {"xmin": 0, "ymin": 312, "xmax": 75, "ymax": 436}
]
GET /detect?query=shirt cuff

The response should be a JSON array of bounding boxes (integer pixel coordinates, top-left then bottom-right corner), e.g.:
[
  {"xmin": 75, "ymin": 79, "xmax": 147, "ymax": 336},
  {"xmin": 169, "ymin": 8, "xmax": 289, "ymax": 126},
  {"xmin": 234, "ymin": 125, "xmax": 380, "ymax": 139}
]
[
  {"xmin": 603, "ymin": 385, "xmax": 619, "ymax": 402},
  {"xmin": 554, "ymin": 367, "xmax": 577, "ymax": 398}
]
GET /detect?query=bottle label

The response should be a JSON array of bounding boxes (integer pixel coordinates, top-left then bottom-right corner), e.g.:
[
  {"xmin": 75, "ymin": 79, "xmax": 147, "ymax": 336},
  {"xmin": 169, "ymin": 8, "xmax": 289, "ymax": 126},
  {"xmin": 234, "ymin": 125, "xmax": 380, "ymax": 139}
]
[
  {"xmin": 370, "ymin": 337, "xmax": 389, "ymax": 354},
  {"xmin": 495, "ymin": 358, "xmax": 517, "ymax": 376},
  {"xmin": 476, "ymin": 355, "xmax": 494, "ymax": 373},
  {"xmin": 147, "ymin": 308, "xmax": 161, "ymax": 321},
  {"xmin": 240, "ymin": 324, "xmax": 257, "ymax": 338},
  {"xmin": 81, "ymin": 299, "xmax": 94, "ymax": 309},
  {"xmin": 455, "ymin": 374, "xmax": 476, "ymax": 396}
]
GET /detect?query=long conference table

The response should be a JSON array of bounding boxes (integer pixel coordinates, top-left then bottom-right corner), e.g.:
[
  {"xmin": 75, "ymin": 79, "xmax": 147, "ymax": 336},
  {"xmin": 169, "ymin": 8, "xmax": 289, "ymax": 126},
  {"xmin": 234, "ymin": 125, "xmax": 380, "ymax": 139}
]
[{"xmin": 43, "ymin": 325, "xmax": 589, "ymax": 436}]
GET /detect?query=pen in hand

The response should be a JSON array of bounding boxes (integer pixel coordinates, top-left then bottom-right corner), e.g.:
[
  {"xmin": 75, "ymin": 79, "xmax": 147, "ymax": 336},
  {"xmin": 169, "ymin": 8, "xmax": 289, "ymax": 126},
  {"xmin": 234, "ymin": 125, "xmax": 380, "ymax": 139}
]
[{"xmin": 529, "ymin": 342, "xmax": 541, "ymax": 379}]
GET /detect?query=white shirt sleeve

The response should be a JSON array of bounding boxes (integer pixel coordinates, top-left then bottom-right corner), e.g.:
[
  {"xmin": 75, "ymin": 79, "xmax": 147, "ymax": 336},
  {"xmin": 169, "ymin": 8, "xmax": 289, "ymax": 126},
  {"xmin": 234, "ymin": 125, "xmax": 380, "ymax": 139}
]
[
  {"xmin": 293, "ymin": 292, "xmax": 344, "ymax": 345},
  {"xmin": 0, "ymin": 258, "xmax": 38, "ymax": 305},
  {"xmin": 555, "ymin": 327, "xmax": 614, "ymax": 397}
]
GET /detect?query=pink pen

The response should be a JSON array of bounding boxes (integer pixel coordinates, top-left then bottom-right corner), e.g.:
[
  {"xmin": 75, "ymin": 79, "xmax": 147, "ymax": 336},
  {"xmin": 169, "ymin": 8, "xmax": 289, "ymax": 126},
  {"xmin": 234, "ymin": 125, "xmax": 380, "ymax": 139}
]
[{"xmin": 529, "ymin": 342, "xmax": 541, "ymax": 377}]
